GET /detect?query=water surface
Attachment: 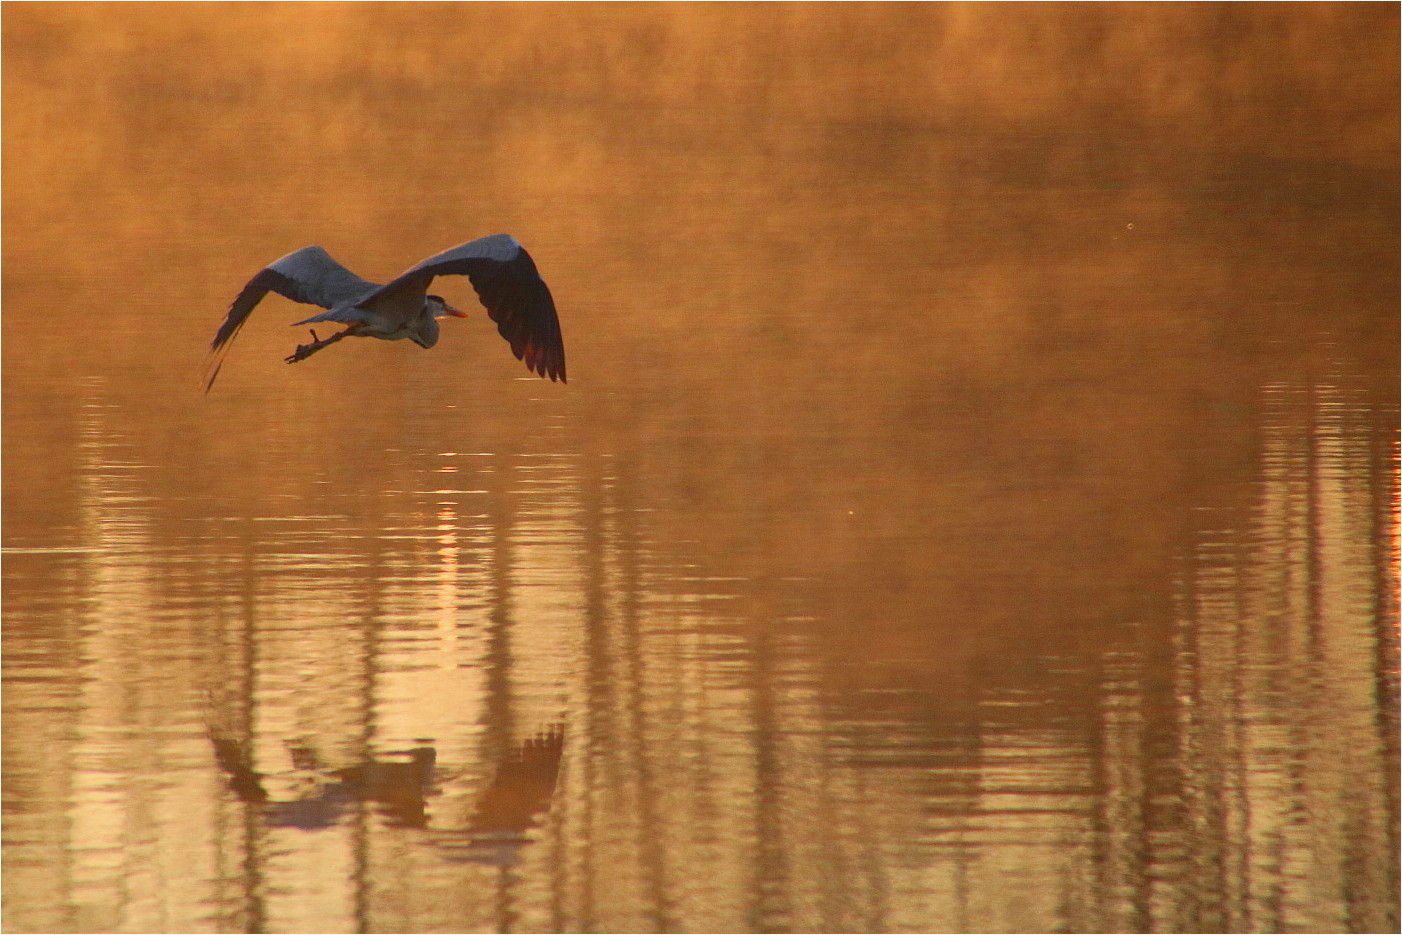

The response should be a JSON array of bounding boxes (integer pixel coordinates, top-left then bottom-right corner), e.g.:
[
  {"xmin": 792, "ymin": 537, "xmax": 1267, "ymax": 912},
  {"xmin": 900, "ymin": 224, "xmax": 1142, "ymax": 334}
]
[{"xmin": 3, "ymin": 6, "xmax": 1398, "ymax": 933}]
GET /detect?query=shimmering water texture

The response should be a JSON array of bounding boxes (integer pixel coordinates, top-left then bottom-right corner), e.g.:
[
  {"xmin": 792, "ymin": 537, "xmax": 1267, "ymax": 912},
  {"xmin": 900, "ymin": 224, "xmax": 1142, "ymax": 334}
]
[{"xmin": 3, "ymin": 6, "xmax": 1398, "ymax": 933}]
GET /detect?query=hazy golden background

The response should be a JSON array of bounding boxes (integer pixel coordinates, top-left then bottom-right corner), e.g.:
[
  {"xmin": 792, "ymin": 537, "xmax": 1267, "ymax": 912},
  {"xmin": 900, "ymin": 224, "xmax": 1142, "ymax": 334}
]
[{"xmin": 3, "ymin": 4, "xmax": 1398, "ymax": 933}]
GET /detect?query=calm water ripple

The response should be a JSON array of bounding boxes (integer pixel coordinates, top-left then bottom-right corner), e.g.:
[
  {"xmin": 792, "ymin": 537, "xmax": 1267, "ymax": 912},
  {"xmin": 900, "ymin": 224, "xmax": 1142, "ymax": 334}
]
[{"xmin": 5, "ymin": 6, "xmax": 1399, "ymax": 934}]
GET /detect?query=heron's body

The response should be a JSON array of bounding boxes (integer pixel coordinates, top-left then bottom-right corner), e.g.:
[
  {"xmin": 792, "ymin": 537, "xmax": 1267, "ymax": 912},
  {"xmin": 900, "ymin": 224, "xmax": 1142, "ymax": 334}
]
[
  {"xmin": 204, "ymin": 234, "xmax": 566, "ymax": 389},
  {"xmin": 296, "ymin": 285, "xmax": 442, "ymax": 347}
]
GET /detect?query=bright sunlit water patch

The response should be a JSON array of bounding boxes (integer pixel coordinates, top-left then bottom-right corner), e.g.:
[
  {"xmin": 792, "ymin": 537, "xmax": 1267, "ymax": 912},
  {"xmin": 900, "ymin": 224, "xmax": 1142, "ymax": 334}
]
[{"xmin": 3, "ymin": 5, "xmax": 1398, "ymax": 934}]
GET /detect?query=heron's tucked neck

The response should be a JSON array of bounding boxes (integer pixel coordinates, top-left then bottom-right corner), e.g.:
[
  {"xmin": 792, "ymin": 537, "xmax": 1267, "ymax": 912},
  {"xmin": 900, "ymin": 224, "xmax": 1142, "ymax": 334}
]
[{"xmin": 411, "ymin": 309, "xmax": 440, "ymax": 348}]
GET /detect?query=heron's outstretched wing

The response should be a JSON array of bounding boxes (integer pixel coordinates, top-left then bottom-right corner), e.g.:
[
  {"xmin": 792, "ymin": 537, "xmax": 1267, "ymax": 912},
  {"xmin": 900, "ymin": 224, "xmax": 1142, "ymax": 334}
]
[
  {"xmin": 203, "ymin": 246, "xmax": 379, "ymax": 391},
  {"xmin": 368, "ymin": 234, "xmax": 567, "ymax": 382}
]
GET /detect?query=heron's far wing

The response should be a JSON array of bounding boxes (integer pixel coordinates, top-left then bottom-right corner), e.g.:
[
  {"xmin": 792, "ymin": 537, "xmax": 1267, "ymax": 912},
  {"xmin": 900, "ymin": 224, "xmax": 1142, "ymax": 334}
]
[
  {"xmin": 202, "ymin": 246, "xmax": 379, "ymax": 391},
  {"xmin": 210, "ymin": 246, "xmax": 376, "ymax": 351},
  {"xmin": 370, "ymin": 235, "xmax": 567, "ymax": 383}
]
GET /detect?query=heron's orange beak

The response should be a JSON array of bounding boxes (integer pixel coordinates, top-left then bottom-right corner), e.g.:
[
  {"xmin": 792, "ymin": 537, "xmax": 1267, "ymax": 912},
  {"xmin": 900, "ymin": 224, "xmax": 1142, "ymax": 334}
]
[{"xmin": 444, "ymin": 304, "xmax": 469, "ymax": 318}]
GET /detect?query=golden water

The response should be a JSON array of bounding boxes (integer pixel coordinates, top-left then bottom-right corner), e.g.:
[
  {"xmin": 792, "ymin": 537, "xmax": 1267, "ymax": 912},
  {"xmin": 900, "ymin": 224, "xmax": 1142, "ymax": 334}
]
[{"xmin": 3, "ymin": 6, "xmax": 1398, "ymax": 933}]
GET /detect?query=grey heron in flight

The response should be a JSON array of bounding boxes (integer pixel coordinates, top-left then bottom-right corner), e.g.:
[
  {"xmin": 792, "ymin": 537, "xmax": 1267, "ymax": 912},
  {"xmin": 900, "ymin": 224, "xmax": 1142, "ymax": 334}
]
[{"xmin": 204, "ymin": 234, "xmax": 565, "ymax": 390}]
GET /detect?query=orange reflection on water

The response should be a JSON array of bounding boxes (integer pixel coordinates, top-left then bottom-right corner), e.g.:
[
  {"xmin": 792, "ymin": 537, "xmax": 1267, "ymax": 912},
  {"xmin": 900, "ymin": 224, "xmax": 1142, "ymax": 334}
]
[{"xmin": 3, "ymin": 4, "xmax": 1398, "ymax": 933}]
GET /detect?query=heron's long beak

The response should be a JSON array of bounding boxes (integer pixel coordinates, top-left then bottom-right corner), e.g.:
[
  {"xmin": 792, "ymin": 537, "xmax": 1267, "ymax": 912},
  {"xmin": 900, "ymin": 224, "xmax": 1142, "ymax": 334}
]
[{"xmin": 443, "ymin": 304, "xmax": 469, "ymax": 318}]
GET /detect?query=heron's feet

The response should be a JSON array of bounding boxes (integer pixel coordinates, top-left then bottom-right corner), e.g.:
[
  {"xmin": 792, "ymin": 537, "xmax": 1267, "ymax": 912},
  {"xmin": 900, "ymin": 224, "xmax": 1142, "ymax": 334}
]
[{"xmin": 285, "ymin": 330, "xmax": 324, "ymax": 364}]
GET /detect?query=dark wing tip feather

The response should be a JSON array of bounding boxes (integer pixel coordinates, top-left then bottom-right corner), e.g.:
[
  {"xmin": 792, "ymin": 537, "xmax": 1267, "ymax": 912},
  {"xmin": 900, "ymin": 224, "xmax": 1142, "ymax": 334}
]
[
  {"xmin": 202, "ymin": 269, "xmax": 273, "ymax": 392},
  {"xmin": 469, "ymin": 246, "xmax": 566, "ymax": 383},
  {"xmin": 202, "ymin": 266, "xmax": 310, "ymax": 392}
]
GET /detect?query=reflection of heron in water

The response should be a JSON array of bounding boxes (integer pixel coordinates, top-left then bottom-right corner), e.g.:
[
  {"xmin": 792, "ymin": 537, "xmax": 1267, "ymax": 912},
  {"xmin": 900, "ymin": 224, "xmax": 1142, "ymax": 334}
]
[
  {"xmin": 209, "ymin": 725, "xmax": 565, "ymax": 860},
  {"xmin": 209, "ymin": 733, "xmax": 438, "ymax": 830},
  {"xmin": 457, "ymin": 728, "xmax": 568, "ymax": 865},
  {"xmin": 203, "ymin": 234, "xmax": 566, "ymax": 390}
]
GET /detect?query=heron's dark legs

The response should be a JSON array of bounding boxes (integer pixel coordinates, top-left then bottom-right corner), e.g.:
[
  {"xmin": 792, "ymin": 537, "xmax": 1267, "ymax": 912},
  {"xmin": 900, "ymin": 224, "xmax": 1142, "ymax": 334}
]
[{"xmin": 285, "ymin": 327, "xmax": 355, "ymax": 364}]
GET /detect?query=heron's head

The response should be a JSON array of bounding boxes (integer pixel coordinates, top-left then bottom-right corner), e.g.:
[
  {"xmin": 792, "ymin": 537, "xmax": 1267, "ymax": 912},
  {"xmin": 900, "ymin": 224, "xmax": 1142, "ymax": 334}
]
[{"xmin": 426, "ymin": 294, "xmax": 469, "ymax": 319}]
